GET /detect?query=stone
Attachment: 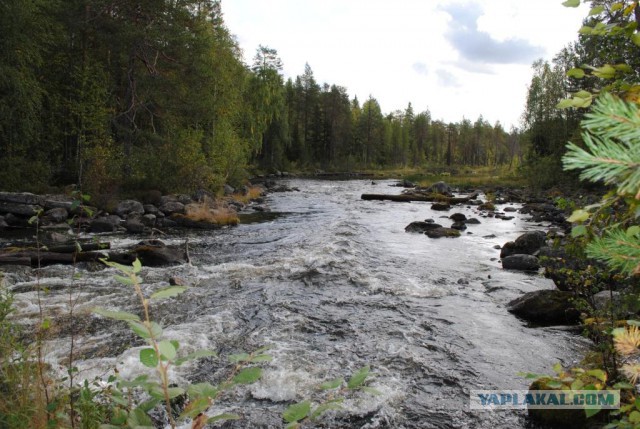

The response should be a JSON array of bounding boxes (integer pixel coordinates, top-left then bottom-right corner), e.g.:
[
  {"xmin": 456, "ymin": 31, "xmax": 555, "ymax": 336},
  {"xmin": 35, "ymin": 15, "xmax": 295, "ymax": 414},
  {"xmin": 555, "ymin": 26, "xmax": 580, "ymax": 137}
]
[
  {"xmin": 466, "ymin": 218, "xmax": 481, "ymax": 224},
  {"xmin": 425, "ymin": 227, "xmax": 461, "ymax": 238},
  {"xmin": 44, "ymin": 207, "xmax": 68, "ymax": 223},
  {"xmin": 502, "ymin": 254, "xmax": 540, "ymax": 271},
  {"xmin": 115, "ymin": 200, "xmax": 145, "ymax": 218},
  {"xmin": 124, "ymin": 216, "xmax": 145, "ymax": 233},
  {"xmin": 177, "ymin": 194, "xmax": 193, "ymax": 205},
  {"xmin": 143, "ymin": 204, "xmax": 159, "ymax": 215},
  {"xmin": 431, "ymin": 202, "xmax": 451, "ymax": 211},
  {"xmin": 159, "ymin": 201, "xmax": 185, "ymax": 215},
  {"xmin": 0, "ymin": 216, "xmax": 7, "ymax": 230},
  {"xmin": 0, "ymin": 192, "xmax": 42, "ymax": 205},
  {"xmin": 0, "ymin": 202, "xmax": 42, "ymax": 217},
  {"xmin": 449, "ymin": 213, "xmax": 467, "ymax": 222},
  {"xmin": 508, "ymin": 289, "xmax": 580, "ymax": 325},
  {"xmin": 503, "ymin": 206, "xmax": 518, "ymax": 212},
  {"xmin": 224, "ymin": 184, "xmax": 235, "ymax": 195},
  {"xmin": 132, "ymin": 242, "xmax": 188, "ymax": 266},
  {"xmin": 426, "ymin": 181, "xmax": 452, "ymax": 195},
  {"xmin": 141, "ymin": 214, "xmax": 157, "ymax": 227},
  {"xmin": 89, "ymin": 215, "xmax": 122, "ymax": 233},
  {"xmin": 500, "ymin": 231, "xmax": 547, "ymax": 258},
  {"xmin": 451, "ymin": 221, "xmax": 467, "ymax": 230},
  {"xmin": 405, "ymin": 221, "xmax": 443, "ymax": 233},
  {"xmin": 592, "ymin": 290, "xmax": 622, "ymax": 312},
  {"xmin": 478, "ymin": 202, "xmax": 495, "ymax": 211}
]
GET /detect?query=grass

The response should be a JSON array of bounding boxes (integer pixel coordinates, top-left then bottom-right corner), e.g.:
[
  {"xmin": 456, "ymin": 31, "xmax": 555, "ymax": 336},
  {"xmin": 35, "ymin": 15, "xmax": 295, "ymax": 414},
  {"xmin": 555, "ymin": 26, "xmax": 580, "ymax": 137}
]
[
  {"xmin": 184, "ymin": 199, "xmax": 239, "ymax": 226},
  {"xmin": 399, "ymin": 166, "xmax": 526, "ymax": 189},
  {"xmin": 229, "ymin": 185, "xmax": 264, "ymax": 205}
]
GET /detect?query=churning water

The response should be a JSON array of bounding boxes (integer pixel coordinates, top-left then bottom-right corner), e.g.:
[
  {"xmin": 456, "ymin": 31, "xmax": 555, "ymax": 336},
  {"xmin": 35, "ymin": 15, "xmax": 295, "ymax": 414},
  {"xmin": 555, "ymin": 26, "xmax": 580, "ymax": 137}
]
[{"xmin": 4, "ymin": 180, "xmax": 589, "ymax": 428}]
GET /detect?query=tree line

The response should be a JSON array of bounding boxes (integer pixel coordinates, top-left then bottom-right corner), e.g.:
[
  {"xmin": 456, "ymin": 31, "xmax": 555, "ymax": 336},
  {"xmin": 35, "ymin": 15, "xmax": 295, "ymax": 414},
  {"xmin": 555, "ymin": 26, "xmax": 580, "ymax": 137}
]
[{"xmin": 0, "ymin": 0, "xmax": 526, "ymax": 195}]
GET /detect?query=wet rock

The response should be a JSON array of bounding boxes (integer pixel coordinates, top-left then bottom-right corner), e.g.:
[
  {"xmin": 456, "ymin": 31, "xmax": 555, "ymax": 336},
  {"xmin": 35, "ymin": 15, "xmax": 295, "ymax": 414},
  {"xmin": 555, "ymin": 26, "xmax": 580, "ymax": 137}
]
[
  {"xmin": 502, "ymin": 254, "xmax": 540, "ymax": 271},
  {"xmin": 159, "ymin": 201, "xmax": 185, "ymax": 216},
  {"xmin": 499, "ymin": 216, "xmax": 515, "ymax": 221},
  {"xmin": 405, "ymin": 221, "xmax": 443, "ymax": 233},
  {"xmin": 143, "ymin": 204, "xmax": 159, "ymax": 215},
  {"xmin": 478, "ymin": 202, "xmax": 495, "ymax": 211},
  {"xmin": 493, "ymin": 245, "xmax": 501, "ymax": 249},
  {"xmin": 500, "ymin": 231, "xmax": 547, "ymax": 258},
  {"xmin": 394, "ymin": 179, "xmax": 415, "ymax": 188},
  {"xmin": 115, "ymin": 200, "xmax": 144, "ymax": 218},
  {"xmin": 503, "ymin": 206, "xmax": 518, "ymax": 212},
  {"xmin": 520, "ymin": 202, "xmax": 565, "ymax": 224},
  {"xmin": 177, "ymin": 194, "xmax": 193, "ymax": 205},
  {"xmin": 425, "ymin": 181, "xmax": 452, "ymax": 195},
  {"xmin": 141, "ymin": 214, "xmax": 156, "ymax": 227},
  {"xmin": 124, "ymin": 216, "xmax": 145, "ymax": 233},
  {"xmin": 451, "ymin": 221, "xmax": 467, "ymax": 230},
  {"xmin": 0, "ymin": 192, "xmax": 42, "ymax": 205},
  {"xmin": 425, "ymin": 227, "xmax": 461, "ymax": 238},
  {"xmin": 169, "ymin": 276, "xmax": 186, "ymax": 286},
  {"xmin": 0, "ymin": 216, "xmax": 7, "ymax": 230},
  {"xmin": 457, "ymin": 278, "xmax": 469, "ymax": 285},
  {"xmin": 224, "ymin": 184, "xmax": 235, "ymax": 195},
  {"xmin": 431, "ymin": 202, "xmax": 451, "ymax": 211},
  {"xmin": 132, "ymin": 241, "xmax": 188, "ymax": 267},
  {"xmin": 483, "ymin": 234, "xmax": 497, "ymax": 238},
  {"xmin": 466, "ymin": 218, "xmax": 481, "ymax": 224},
  {"xmin": 508, "ymin": 289, "xmax": 580, "ymax": 325},
  {"xmin": 449, "ymin": 213, "xmax": 467, "ymax": 222},
  {"xmin": 0, "ymin": 202, "xmax": 42, "ymax": 217},
  {"xmin": 593, "ymin": 290, "xmax": 622, "ymax": 312},
  {"xmin": 528, "ymin": 380, "xmax": 590, "ymax": 428},
  {"xmin": 44, "ymin": 207, "xmax": 68, "ymax": 223},
  {"xmin": 90, "ymin": 215, "xmax": 121, "ymax": 233},
  {"xmin": 424, "ymin": 218, "xmax": 435, "ymax": 223}
]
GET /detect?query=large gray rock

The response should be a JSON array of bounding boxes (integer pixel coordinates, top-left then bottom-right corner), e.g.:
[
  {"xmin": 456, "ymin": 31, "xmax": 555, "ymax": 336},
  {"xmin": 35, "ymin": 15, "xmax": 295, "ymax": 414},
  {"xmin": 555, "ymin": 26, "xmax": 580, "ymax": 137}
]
[
  {"xmin": 0, "ymin": 202, "xmax": 42, "ymax": 217},
  {"xmin": 405, "ymin": 221, "xmax": 443, "ymax": 233},
  {"xmin": 431, "ymin": 202, "xmax": 451, "ymax": 211},
  {"xmin": 115, "ymin": 200, "xmax": 145, "ymax": 218},
  {"xmin": 0, "ymin": 192, "xmax": 42, "ymax": 205},
  {"xmin": 90, "ymin": 215, "xmax": 122, "ymax": 233},
  {"xmin": 124, "ymin": 216, "xmax": 145, "ymax": 233},
  {"xmin": 426, "ymin": 181, "xmax": 452, "ymax": 195},
  {"xmin": 449, "ymin": 213, "xmax": 467, "ymax": 222},
  {"xmin": 159, "ymin": 201, "xmax": 185, "ymax": 215},
  {"xmin": 500, "ymin": 231, "xmax": 547, "ymax": 258},
  {"xmin": 44, "ymin": 207, "xmax": 69, "ymax": 223},
  {"xmin": 224, "ymin": 184, "xmax": 235, "ymax": 195},
  {"xmin": 141, "ymin": 214, "xmax": 157, "ymax": 227},
  {"xmin": 143, "ymin": 204, "xmax": 159, "ymax": 215},
  {"xmin": 502, "ymin": 254, "xmax": 540, "ymax": 271},
  {"xmin": 132, "ymin": 241, "xmax": 188, "ymax": 266},
  {"xmin": 0, "ymin": 216, "xmax": 7, "ymax": 230},
  {"xmin": 451, "ymin": 221, "xmax": 467, "ymax": 230},
  {"xmin": 508, "ymin": 289, "xmax": 580, "ymax": 325}
]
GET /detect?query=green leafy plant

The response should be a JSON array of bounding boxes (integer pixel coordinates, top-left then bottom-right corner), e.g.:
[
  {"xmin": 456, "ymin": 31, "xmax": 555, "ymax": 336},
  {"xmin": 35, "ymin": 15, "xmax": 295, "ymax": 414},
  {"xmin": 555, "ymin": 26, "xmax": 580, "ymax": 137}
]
[{"xmin": 282, "ymin": 365, "xmax": 380, "ymax": 428}]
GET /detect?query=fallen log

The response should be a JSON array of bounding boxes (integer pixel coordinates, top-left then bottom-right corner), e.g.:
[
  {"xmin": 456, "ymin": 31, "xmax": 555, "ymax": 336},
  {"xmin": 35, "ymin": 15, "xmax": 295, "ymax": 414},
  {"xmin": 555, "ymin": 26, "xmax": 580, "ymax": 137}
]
[
  {"xmin": 46, "ymin": 242, "xmax": 111, "ymax": 253},
  {"xmin": 0, "ymin": 250, "xmax": 108, "ymax": 267},
  {"xmin": 361, "ymin": 193, "xmax": 478, "ymax": 204},
  {"xmin": 0, "ymin": 256, "xmax": 32, "ymax": 266}
]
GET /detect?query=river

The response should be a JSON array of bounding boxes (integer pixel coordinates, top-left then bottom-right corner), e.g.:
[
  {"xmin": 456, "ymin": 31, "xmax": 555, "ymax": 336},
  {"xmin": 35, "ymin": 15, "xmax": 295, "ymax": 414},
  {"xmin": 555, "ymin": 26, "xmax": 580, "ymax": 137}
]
[{"xmin": 4, "ymin": 179, "xmax": 589, "ymax": 428}]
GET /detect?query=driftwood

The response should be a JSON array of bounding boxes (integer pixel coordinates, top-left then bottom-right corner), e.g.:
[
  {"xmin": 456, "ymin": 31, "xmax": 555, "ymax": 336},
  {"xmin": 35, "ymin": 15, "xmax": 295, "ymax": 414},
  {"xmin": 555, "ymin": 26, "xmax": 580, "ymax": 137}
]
[
  {"xmin": 0, "ymin": 242, "xmax": 111, "ymax": 267},
  {"xmin": 361, "ymin": 192, "xmax": 478, "ymax": 204}
]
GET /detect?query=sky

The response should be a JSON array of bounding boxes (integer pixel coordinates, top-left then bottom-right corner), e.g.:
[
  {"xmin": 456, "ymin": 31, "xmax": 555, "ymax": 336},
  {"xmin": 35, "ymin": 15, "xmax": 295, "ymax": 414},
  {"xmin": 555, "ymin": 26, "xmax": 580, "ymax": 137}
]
[{"xmin": 222, "ymin": 0, "xmax": 590, "ymax": 129}]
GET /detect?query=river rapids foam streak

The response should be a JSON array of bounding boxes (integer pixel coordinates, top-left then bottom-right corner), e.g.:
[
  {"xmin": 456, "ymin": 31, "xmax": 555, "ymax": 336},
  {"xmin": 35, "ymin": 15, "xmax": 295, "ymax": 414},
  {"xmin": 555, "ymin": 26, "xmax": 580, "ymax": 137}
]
[{"xmin": 6, "ymin": 179, "xmax": 589, "ymax": 428}]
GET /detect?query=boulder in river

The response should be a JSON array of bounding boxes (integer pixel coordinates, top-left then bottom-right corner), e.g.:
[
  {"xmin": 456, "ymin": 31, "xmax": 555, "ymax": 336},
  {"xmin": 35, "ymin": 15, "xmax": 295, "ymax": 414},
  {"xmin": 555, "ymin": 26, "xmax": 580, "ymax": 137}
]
[
  {"xmin": 405, "ymin": 221, "xmax": 442, "ymax": 233},
  {"xmin": 425, "ymin": 227, "xmax": 461, "ymax": 238},
  {"xmin": 502, "ymin": 254, "xmax": 540, "ymax": 271},
  {"xmin": 465, "ymin": 218, "xmax": 481, "ymax": 224},
  {"xmin": 90, "ymin": 215, "xmax": 121, "ymax": 233},
  {"xmin": 449, "ymin": 213, "xmax": 467, "ymax": 222},
  {"xmin": 425, "ymin": 181, "xmax": 452, "ymax": 195},
  {"xmin": 129, "ymin": 240, "xmax": 188, "ymax": 267},
  {"xmin": 124, "ymin": 216, "xmax": 145, "ymax": 233},
  {"xmin": 159, "ymin": 201, "xmax": 185, "ymax": 216},
  {"xmin": 508, "ymin": 289, "xmax": 580, "ymax": 325},
  {"xmin": 500, "ymin": 231, "xmax": 546, "ymax": 258},
  {"xmin": 44, "ymin": 207, "xmax": 69, "ymax": 223},
  {"xmin": 451, "ymin": 221, "xmax": 467, "ymax": 230},
  {"xmin": 431, "ymin": 202, "xmax": 451, "ymax": 211}
]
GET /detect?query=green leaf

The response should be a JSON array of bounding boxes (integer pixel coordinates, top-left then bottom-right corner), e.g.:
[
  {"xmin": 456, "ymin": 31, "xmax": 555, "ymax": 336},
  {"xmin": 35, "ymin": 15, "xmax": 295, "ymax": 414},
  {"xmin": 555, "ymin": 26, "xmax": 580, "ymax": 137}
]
[
  {"xmin": 310, "ymin": 402, "xmax": 343, "ymax": 420},
  {"xmin": 586, "ymin": 369, "xmax": 607, "ymax": 382},
  {"xmin": 101, "ymin": 259, "xmax": 133, "ymax": 274},
  {"xmin": 546, "ymin": 380, "xmax": 563, "ymax": 389},
  {"xmin": 150, "ymin": 286, "xmax": 187, "ymax": 300},
  {"xmin": 158, "ymin": 340, "xmax": 177, "ymax": 361},
  {"xmin": 320, "ymin": 378, "xmax": 344, "ymax": 390},
  {"xmin": 593, "ymin": 64, "xmax": 616, "ymax": 79},
  {"xmin": 552, "ymin": 362, "xmax": 563, "ymax": 375},
  {"xmin": 347, "ymin": 365, "xmax": 370, "ymax": 389},
  {"xmin": 114, "ymin": 275, "xmax": 134, "ymax": 286},
  {"xmin": 612, "ymin": 2, "xmax": 624, "ymax": 12},
  {"xmin": 613, "ymin": 381, "xmax": 634, "ymax": 390},
  {"xmin": 93, "ymin": 307, "xmax": 140, "ymax": 321},
  {"xmin": 285, "ymin": 423, "xmax": 300, "ymax": 429},
  {"xmin": 627, "ymin": 226, "xmax": 640, "ymax": 237},
  {"xmin": 627, "ymin": 320, "xmax": 640, "ymax": 327},
  {"xmin": 283, "ymin": 401, "xmax": 311, "ymax": 423},
  {"xmin": 207, "ymin": 413, "xmax": 240, "ymax": 423},
  {"xmin": 557, "ymin": 98, "xmax": 576, "ymax": 109},
  {"xmin": 589, "ymin": 5, "xmax": 604, "ymax": 15},
  {"xmin": 567, "ymin": 68, "xmax": 585, "ymax": 79},
  {"xmin": 568, "ymin": 209, "xmax": 590, "ymax": 223},
  {"xmin": 571, "ymin": 225, "xmax": 588, "ymax": 238},
  {"xmin": 632, "ymin": 33, "xmax": 640, "ymax": 47},
  {"xmin": 137, "ymin": 398, "xmax": 160, "ymax": 412},
  {"xmin": 174, "ymin": 349, "xmax": 217, "ymax": 366},
  {"xmin": 179, "ymin": 397, "xmax": 210, "ymax": 420},
  {"xmin": 585, "ymin": 406, "xmax": 602, "ymax": 418},
  {"xmin": 579, "ymin": 25, "xmax": 593, "ymax": 35},
  {"xmin": 187, "ymin": 382, "xmax": 219, "ymax": 399},
  {"xmin": 127, "ymin": 407, "xmax": 154, "ymax": 428},
  {"xmin": 167, "ymin": 387, "xmax": 185, "ymax": 399},
  {"xmin": 128, "ymin": 320, "xmax": 162, "ymax": 340},
  {"xmin": 562, "ymin": 0, "xmax": 580, "ymax": 7},
  {"xmin": 139, "ymin": 348, "xmax": 158, "ymax": 368},
  {"xmin": 228, "ymin": 353, "xmax": 251, "ymax": 363},
  {"xmin": 233, "ymin": 367, "xmax": 262, "ymax": 384},
  {"xmin": 629, "ymin": 410, "xmax": 640, "ymax": 422},
  {"xmin": 132, "ymin": 258, "xmax": 142, "ymax": 273}
]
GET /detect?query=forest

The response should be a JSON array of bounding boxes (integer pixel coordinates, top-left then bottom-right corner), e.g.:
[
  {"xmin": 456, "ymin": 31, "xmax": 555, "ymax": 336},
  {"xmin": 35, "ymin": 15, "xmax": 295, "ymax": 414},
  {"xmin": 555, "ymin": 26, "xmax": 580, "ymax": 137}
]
[{"xmin": 0, "ymin": 0, "xmax": 638, "ymax": 195}]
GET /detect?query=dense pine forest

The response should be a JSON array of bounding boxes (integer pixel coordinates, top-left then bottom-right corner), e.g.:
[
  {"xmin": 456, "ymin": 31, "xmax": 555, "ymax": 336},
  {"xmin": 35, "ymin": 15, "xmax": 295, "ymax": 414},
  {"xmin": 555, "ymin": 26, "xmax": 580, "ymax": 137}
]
[{"xmin": 1, "ymin": 0, "xmax": 639, "ymax": 195}]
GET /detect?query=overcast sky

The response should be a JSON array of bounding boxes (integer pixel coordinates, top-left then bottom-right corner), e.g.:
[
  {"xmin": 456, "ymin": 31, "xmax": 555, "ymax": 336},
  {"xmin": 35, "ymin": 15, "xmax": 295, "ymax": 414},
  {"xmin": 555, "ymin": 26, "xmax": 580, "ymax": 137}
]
[{"xmin": 222, "ymin": 0, "xmax": 589, "ymax": 129}]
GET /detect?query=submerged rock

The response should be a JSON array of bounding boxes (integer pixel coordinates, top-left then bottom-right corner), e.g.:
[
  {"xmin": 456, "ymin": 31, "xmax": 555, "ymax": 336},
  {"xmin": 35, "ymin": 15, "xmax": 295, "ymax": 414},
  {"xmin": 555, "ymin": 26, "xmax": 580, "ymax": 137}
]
[
  {"xmin": 500, "ymin": 231, "xmax": 546, "ymax": 258},
  {"xmin": 405, "ymin": 221, "xmax": 443, "ymax": 233},
  {"xmin": 502, "ymin": 254, "xmax": 540, "ymax": 271},
  {"xmin": 425, "ymin": 227, "xmax": 461, "ymax": 238},
  {"xmin": 431, "ymin": 202, "xmax": 451, "ymax": 211}
]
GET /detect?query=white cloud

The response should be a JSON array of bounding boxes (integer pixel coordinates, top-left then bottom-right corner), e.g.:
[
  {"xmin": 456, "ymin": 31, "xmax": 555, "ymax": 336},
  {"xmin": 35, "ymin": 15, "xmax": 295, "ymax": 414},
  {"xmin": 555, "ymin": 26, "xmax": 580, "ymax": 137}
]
[{"xmin": 222, "ymin": 0, "xmax": 589, "ymax": 128}]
